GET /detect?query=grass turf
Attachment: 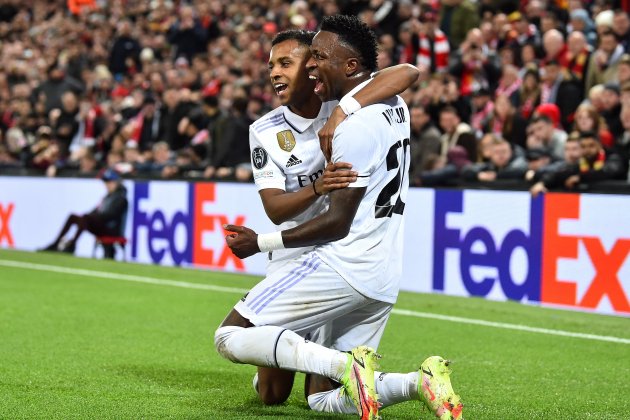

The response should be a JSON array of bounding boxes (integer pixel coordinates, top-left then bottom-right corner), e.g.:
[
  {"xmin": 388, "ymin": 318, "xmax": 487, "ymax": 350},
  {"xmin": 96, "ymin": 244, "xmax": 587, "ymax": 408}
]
[{"xmin": 0, "ymin": 249, "xmax": 628, "ymax": 419}]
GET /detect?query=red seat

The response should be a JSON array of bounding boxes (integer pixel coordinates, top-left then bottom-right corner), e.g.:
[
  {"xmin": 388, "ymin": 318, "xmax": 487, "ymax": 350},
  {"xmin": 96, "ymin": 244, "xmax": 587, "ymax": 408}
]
[{"xmin": 93, "ymin": 236, "xmax": 127, "ymax": 260}]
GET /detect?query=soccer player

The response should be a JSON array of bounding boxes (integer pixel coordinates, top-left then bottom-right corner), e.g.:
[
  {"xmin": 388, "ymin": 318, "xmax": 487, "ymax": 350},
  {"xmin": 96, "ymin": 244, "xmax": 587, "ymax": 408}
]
[
  {"xmin": 249, "ymin": 30, "xmax": 421, "ymax": 406},
  {"xmin": 215, "ymin": 16, "xmax": 463, "ymax": 419}
]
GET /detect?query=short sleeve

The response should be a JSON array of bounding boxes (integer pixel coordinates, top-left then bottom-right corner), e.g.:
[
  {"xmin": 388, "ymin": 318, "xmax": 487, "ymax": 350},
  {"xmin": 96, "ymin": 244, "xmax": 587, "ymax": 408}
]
[
  {"xmin": 331, "ymin": 118, "xmax": 379, "ymax": 188},
  {"xmin": 250, "ymin": 127, "xmax": 286, "ymax": 191}
]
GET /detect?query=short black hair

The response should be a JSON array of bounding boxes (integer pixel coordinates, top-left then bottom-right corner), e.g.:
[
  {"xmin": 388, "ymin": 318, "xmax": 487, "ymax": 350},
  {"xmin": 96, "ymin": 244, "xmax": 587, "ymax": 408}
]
[
  {"xmin": 578, "ymin": 130, "xmax": 600, "ymax": 142},
  {"xmin": 271, "ymin": 30, "xmax": 315, "ymax": 48},
  {"xmin": 320, "ymin": 15, "xmax": 378, "ymax": 73}
]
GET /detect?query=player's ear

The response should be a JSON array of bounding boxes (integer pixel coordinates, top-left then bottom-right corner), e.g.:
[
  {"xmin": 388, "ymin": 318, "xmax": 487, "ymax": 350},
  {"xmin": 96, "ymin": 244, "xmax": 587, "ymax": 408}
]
[{"xmin": 345, "ymin": 58, "xmax": 360, "ymax": 77}]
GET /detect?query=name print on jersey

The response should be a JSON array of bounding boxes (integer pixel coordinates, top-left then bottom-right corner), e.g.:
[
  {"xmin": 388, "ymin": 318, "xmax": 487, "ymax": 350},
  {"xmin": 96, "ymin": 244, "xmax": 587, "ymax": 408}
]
[{"xmin": 382, "ymin": 106, "xmax": 407, "ymax": 125}]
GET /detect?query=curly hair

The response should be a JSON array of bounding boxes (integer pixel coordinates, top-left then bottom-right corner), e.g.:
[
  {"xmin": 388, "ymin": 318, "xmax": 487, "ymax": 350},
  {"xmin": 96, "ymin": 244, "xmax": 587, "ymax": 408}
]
[
  {"xmin": 271, "ymin": 30, "xmax": 315, "ymax": 48},
  {"xmin": 320, "ymin": 15, "xmax": 378, "ymax": 73}
]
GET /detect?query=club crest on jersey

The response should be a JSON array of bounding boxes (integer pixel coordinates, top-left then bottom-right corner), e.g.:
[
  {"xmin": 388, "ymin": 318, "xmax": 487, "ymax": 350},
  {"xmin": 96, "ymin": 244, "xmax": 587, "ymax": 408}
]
[
  {"xmin": 252, "ymin": 147, "xmax": 269, "ymax": 169},
  {"xmin": 276, "ymin": 130, "xmax": 296, "ymax": 152}
]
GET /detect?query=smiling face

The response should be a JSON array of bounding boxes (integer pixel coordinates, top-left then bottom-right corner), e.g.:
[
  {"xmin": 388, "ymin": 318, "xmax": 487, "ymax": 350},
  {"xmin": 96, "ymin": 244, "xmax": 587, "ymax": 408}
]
[
  {"xmin": 307, "ymin": 31, "xmax": 352, "ymax": 102},
  {"xmin": 268, "ymin": 39, "xmax": 316, "ymax": 108}
]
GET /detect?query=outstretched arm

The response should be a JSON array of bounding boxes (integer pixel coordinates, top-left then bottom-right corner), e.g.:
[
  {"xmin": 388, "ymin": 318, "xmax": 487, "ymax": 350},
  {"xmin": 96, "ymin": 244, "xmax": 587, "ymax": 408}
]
[
  {"xmin": 319, "ymin": 63, "xmax": 420, "ymax": 161},
  {"xmin": 225, "ymin": 186, "xmax": 365, "ymax": 259}
]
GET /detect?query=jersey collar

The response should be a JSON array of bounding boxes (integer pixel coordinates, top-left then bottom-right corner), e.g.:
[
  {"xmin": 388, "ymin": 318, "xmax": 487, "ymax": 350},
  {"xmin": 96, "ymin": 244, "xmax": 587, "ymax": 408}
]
[{"xmin": 282, "ymin": 103, "xmax": 329, "ymax": 134}]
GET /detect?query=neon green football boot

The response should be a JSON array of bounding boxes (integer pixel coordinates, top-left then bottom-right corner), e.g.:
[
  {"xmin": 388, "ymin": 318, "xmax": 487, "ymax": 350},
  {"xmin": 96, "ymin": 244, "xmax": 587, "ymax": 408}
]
[
  {"xmin": 418, "ymin": 356, "xmax": 464, "ymax": 419},
  {"xmin": 341, "ymin": 345, "xmax": 381, "ymax": 420}
]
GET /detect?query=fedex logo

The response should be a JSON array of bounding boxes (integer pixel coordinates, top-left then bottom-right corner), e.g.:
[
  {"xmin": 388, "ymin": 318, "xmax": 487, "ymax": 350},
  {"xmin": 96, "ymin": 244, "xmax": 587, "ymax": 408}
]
[
  {"xmin": 0, "ymin": 202, "xmax": 14, "ymax": 246},
  {"xmin": 131, "ymin": 182, "xmax": 244, "ymax": 269},
  {"xmin": 432, "ymin": 190, "xmax": 542, "ymax": 301},
  {"xmin": 541, "ymin": 194, "xmax": 630, "ymax": 314}
]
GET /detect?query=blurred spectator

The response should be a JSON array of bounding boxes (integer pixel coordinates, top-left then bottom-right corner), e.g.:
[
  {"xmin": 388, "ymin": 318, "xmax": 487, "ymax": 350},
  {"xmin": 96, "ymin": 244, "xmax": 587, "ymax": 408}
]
[
  {"xmin": 39, "ymin": 169, "xmax": 128, "ymax": 257},
  {"xmin": 539, "ymin": 59, "xmax": 583, "ymax": 131},
  {"xmin": 469, "ymin": 88, "xmax": 494, "ymax": 136},
  {"xmin": 530, "ymin": 133, "xmax": 582, "ymax": 196},
  {"xmin": 128, "ymin": 94, "xmax": 165, "ymax": 152},
  {"xmin": 204, "ymin": 96, "xmax": 252, "ymax": 182},
  {"xmin": 483, "ymin": 93, "xmax": 528, "ymax": 150},
  {"xmin": 600, "ymin": 83, "xmax": 624, "ymax": 140},
  {"xmin": 462, "ymin": 137, "xmax": 527, "ymax": 182},
  {"xmin": 542, "ymin": 29, "xmax": 568, "ymax": 66},
  {"xmin": 513, "ymin": 64, "xmax": 542, "ymax": 120},
  {"xmin": 33, "ymin": 63, "xmax": 83, "ymax": 114},
  {"xmin": 409, "ymin": 103, "xmax": 441, "ymax": 183},
  {"xmin": 569, "ymin": 9, "xmax": 597, "ymax": 48},
  {"xmin": 544, "ymin": 131, "xmax": 626, "ymax": 191},
  {"xmin": 416, "ymin": 145, "xmax": 471, "ymax": 187},
  {"xmin": 585, "ymin": 28, "xmax": 624, "ymax": 92},
  {"xmin": 612, "ymin": 9, "xmax": 630, "ymax": 52},
  {"xmin": 109, "ymin": 20, "xmax": 142, "ymax": 79},
  {"xmin": 566, "ymin": 31, "xmax": 592, "ymax": 88},
  {"xmin": 450, "ymin": 29, "xmax": 501, "ymax": 96},
  {"xmin": 167, "ymin": 5, "xmax": 208, "ymax": 63},
  {"xmin": 439, "ymin": 0, "xmax": 480, "ymax": 50},
  {"xmin": 573, "ymin": 103, "xmax": 614, "ymax": 148},
  {"xmin": 438, "ymin": 105, "xmax": 477, "ymax": 161},
  {"xmin": 416, "ymin": 8, "xmax": 450, "ymax": 74},
  {"xmin": 527, "ymin": 114, "xmax": 567, "ymax": 160}
]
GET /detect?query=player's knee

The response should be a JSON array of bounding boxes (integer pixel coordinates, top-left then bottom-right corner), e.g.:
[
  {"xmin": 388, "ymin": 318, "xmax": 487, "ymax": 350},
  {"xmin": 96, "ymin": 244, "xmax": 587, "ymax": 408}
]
[
  {"xmin": 257, "ymin": 382, "xmax": 291, "ymax": 405},
  {"xmin": 213, "ymin": 325, "xmax": 242, "ymax": 362}
]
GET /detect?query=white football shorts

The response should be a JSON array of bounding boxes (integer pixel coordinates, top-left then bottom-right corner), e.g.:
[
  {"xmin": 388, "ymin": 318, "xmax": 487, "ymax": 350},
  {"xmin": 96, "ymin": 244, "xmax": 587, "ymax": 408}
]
[{"xmin": 234, "ymin": 251, "xmax": 392, "ymax": 351}]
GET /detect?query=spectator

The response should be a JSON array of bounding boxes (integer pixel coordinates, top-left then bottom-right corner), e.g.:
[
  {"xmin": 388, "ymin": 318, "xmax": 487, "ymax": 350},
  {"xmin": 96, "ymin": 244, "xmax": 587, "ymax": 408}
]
[
  {"xmin": 409, "ymin": 103, "xmax": 442, "ymax": 183},
  {"xmin": 128, "ymin": 94, "xmax": 165, "ymax": 152},
  {"xmin": 462, "ymin": 137, "xmax": 527, "ymax": 182},
  {"xmin": 204, "ymin": 96, "xmax": 252, "ymax": 181},
  {"xmin": 530, "ymin": 132, "xmax": 582, "ymax": 196},
  {"xmin": 469, "ymin": 87, "xmax": 494, "ymax": 136},
  {"xmin": 450, "ymin": 28, "xmax": 501, "ymax": 96},
  {"xmin": 513, "ymin": 64, "xmax": 542, "ymax": 120},
  {"xmin": 39, "ymin": 169, "xmax": 128, "ymax": 257},
  {"xmin": 33, "ymin": 63, "xmax": 83, "ymax": 114},
  {"xmin": 585, "ymin": 28, "xmax": 625, "ymax": 93},
  {"xmin": 483, "ymin": 93, "xmax": 528, "ymax": 150},
  {"xmin": 600, "ymin": 83, "xmax": 624, "ymax": 140},
  {"xmin": 438, "ymin": 105, "xmax": 477, "ymax": 161},
  {"xmin": 539, "ymin": 59, "xmax": 583, "ymax": 131},
  {"xmin": 167, "ymin": 5, "xmax": 208, "ymax": 63},
  {"xmin": 527, "ymin": 114, "xmax": 567, "ymax": 160},
  {"xmin": 416, "ymin": 8, "xmax": 450, "ymax": 74},
  {"xmin": 566, "ymin": 31, "xmax": 592, "ymax": 88},
  {"xmin": 612, "ymin": 9, "xmax": 630, "ymax": 52},
  {"xmin": 542, "ymin": 29, "xmax": 568, "ymax": 67},
  {"xmin": 416, "ymin": 145, "xmax": 471, "ymax": 187},
  {"xmin": 439, "ymin": 0, "xmax": 480, "ymax": 50},
  {"xmin": 573, "ymin": 103, "xmax": 614, "ymax": 148},
  {"xmin": 108, "ymin": 20, "xmax": 142, "ymax": 79},
  {"xmin": 558, "ymin": 131, "xmax": 625, "ymax": 190}
]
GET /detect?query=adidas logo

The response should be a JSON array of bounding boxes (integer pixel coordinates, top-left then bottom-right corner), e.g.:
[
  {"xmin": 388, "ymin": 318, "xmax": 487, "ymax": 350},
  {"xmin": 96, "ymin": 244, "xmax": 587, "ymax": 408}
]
[{"xmin": 286, "ymin": 154, "xmax": 302, "ymax": 167}]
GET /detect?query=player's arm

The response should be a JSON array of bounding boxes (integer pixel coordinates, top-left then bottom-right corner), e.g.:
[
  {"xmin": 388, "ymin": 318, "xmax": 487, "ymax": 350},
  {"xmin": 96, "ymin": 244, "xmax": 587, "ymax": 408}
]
[
  {"xmin": 225, "ymin": 186, "xmax": 365, "ymax": 258},
  {"xmin": 259, "ymin": 161, "xmax": 357, "ymax": 225},
  {"xmin": 319, "ymin": 63, "xmax": 419, "ymax": 160}
]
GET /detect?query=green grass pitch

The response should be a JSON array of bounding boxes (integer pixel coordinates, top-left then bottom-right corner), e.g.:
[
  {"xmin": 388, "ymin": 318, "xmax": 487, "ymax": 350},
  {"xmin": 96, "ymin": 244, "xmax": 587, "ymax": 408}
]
[{"xmin": 1, "ymin": 249, "xmax": 628, "ymax": 419}]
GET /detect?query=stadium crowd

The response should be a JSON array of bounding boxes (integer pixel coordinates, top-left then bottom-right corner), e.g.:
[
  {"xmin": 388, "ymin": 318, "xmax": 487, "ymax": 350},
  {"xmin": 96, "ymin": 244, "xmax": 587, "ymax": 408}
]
[{"xmin": 0, "ymin": 0, "xmax": 629, "ymax": 194}]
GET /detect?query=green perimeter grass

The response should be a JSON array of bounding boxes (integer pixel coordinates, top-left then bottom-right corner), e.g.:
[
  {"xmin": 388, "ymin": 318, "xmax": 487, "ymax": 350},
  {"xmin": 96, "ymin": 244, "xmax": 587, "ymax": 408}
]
[{"xmin": 0, "ymin": 249, "xmax": 628, "ymax": 419}]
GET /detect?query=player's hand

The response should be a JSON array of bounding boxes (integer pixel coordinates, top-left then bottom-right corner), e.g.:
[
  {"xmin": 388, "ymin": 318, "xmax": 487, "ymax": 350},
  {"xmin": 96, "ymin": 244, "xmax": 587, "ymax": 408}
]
[
  {"xmin": 315, "ymin": 162, "xmax": 358, "ymax": 195},
  {"xmin": 318, "ymin": 106, "xmax": 347, "ymax": 162},
  {"xmin": 224, "ymin": 224, "xmax": 260, "ymax": 259}
]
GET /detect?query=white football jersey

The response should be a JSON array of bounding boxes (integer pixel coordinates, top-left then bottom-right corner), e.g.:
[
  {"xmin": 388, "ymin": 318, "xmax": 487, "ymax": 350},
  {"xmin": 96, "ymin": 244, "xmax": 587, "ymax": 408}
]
[
  {"xmin": 315, "ymin": 81, "xmax": 411, "ymax": 304},
  {"xmin": 250, "ymin": 101, "xmax": 338, "ymax": 265}
]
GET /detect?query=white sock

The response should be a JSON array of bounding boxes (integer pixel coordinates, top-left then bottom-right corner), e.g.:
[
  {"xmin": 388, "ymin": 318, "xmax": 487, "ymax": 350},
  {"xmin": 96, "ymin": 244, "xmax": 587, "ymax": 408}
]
[
  {"xmin": 375, "ymin": 371, "xmax": 419, "ymax": 407},
  {"xmin": 214, "ymin": 325, "xmax": 348, "ymax": 381},
  {"xmin": 307, "ymin": 370, "xmax": 419, "ymax": 413},
  {"xmin": 308, "ymin": 389, "xmax": 357, "ymax": 414}
]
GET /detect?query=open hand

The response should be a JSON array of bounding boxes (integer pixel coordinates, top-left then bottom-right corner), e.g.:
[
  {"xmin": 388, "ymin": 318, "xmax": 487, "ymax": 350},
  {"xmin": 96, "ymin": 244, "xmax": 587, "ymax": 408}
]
[{"xmin": 224, "ymin": 224, "xmax": 260, "ymax": 259}]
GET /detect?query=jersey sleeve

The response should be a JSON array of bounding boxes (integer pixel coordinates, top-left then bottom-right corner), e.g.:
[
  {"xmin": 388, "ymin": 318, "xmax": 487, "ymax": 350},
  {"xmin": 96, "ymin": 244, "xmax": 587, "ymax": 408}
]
[
  {"xmin": 249, "ymin": 127, "xmax": 286, "ymax": 191},
  {"xmin": 331, "ymin": 118, "xmax": 380, "ymax": 188}
]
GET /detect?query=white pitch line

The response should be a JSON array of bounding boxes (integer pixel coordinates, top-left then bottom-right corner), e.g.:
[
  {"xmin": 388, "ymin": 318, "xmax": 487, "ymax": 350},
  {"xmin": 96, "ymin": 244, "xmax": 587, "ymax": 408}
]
[{"xmin": 2, "ymin": 259, "xmax": 629, "ymax": 345}]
